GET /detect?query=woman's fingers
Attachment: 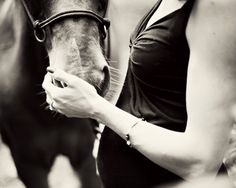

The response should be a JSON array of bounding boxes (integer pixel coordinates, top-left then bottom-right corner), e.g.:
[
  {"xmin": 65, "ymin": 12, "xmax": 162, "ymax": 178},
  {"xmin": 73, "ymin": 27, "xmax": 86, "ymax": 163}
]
[
  {"xmin": 50, "ymin": 69, "xmax": 77, "ymax": 87},
  {"xmin": 47, "ymin": 67, "xmax": 55, "ymax": 74},
  {"xmin": 47, "ymin": 67, "xmax": 94, "ymax": 90},
  {"xmin": 42, "ymin": 68, "xmax": 101, "ymax": 117},
  {"xmin": 42, "ymin": 73, "xmax": 62, "ymax": 99}
]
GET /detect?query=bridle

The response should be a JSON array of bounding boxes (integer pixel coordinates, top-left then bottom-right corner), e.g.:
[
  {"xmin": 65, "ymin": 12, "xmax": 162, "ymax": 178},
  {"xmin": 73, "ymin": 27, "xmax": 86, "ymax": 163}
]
[{"xmin": 19, "ymin": 0, "xmax": 110, "ymax": 43}]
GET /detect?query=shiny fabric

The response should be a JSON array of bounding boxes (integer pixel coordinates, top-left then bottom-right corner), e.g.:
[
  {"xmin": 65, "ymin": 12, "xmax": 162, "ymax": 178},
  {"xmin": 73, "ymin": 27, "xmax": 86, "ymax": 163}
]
[{"xmin": 97, "ymin": 1, "xmax": 195, "ymax": 187}]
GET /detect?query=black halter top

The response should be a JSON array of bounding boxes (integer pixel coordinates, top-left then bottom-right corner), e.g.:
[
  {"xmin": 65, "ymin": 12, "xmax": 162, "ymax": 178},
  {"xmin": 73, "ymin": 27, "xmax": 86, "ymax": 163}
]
[
  {"xmin": 98, "ymin": 1, "xmax": 195, "ymax": 187},
  {"xmin": 118, "ymin": 0, "xmax": 195, "ymax": 131}
]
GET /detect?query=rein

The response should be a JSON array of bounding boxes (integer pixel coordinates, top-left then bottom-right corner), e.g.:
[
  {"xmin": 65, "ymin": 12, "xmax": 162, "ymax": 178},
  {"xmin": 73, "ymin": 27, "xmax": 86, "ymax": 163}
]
[{"xmin": 19, "ymin": 0, "xmax": 110, "ymax": 42}]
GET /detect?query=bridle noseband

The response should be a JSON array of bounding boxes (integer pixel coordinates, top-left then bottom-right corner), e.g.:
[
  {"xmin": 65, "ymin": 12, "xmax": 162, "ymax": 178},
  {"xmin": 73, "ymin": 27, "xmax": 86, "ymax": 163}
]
[{"xmin": 19, "ymin": 0, "xmax": 110, "ymax": 43}]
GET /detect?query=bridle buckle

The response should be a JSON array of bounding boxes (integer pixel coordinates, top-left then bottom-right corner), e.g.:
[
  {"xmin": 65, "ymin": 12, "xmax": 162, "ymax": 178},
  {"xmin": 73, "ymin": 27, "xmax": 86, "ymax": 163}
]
[{"xmin": 33, "ymin": 20, "xmax": 46, "ymax": 43}]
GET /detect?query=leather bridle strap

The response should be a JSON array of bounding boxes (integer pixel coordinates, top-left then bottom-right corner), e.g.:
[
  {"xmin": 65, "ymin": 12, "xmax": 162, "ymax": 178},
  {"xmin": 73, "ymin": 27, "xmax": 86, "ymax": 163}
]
[
  {"xmin": 20, "ymin": 0, "xmax": 110, "ymax": 42},
  {"xmin": 38, "ymin": 10, "xmax": 110, "ymax": 29}
]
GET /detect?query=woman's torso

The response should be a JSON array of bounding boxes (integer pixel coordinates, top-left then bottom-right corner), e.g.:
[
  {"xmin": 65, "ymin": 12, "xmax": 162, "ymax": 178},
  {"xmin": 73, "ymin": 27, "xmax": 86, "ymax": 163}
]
[{"xmin": 98, "ymin": 0, "xmax": 195, "ymax": 187}]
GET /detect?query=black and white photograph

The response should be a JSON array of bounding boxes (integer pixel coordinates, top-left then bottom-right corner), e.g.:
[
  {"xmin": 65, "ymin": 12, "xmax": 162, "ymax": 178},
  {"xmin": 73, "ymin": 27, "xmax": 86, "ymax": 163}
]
[{"xmin": 1, "ymin": 0, "xmax": 236, "ymax": 187}]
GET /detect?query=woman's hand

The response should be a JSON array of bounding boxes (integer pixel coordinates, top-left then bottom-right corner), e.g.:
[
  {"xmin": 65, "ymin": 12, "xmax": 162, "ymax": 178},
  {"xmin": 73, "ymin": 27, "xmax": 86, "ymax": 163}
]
[{"xmin": 42, "ymin": 69, "xmax": 103, "ymax": 118}]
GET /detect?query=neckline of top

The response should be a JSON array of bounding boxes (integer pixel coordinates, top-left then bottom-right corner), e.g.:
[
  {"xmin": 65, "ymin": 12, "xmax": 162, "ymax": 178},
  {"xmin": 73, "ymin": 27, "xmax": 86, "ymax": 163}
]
[{"xmin": 140, "ymin": 0, "xmax": 191, "ymax": 33}]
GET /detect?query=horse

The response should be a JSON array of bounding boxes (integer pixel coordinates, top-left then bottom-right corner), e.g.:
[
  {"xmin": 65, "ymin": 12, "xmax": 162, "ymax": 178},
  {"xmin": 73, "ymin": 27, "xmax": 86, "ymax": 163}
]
[{"xmin": 0, "ymin": 0, "xmax": 110, "ymax": 187}]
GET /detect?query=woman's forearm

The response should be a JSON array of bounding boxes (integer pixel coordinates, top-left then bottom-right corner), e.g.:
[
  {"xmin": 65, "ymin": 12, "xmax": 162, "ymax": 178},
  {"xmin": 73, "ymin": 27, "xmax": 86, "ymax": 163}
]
[
  {"xmin": 93, "ymin": 96, "xmax": 140, "ymax": 139},
  {"xmin": 93, "ymin": 97, "xmax": 218, "ymax": 180}
]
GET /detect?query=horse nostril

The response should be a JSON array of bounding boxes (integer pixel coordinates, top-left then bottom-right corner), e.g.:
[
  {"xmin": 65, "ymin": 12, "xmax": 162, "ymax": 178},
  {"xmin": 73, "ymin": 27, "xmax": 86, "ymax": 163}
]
[
  {"xmin": 100, "ymin": 65, "xmax": 110, "ymax": 97},
  {"xmin": 103, "ymin": 65, "xmax": 109, "ymax": 77}
]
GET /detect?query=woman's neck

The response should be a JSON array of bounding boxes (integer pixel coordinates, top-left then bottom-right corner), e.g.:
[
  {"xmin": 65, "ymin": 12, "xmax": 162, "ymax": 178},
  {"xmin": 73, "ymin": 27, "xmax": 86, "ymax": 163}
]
[{"xmin": 146, "ymin": 0, "xmax": 187, "ymax": 29}]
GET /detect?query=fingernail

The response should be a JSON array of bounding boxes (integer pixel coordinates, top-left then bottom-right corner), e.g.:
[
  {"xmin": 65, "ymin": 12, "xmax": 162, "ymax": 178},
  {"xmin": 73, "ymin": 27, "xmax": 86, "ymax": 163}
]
[{"xmin": 47, "ymin": 67, "xmax": 55, "ymax": 74}]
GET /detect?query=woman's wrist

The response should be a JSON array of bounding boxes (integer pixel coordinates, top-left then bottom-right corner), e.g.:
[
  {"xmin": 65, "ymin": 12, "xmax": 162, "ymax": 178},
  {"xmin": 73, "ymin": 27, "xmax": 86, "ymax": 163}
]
[
  {"xmin": 91, "ymin": 95, "xmax": 111, "ymax": 124},
  {"xmin": 90, "ymin": 95, "xmax": 146, "ymax": 141}
]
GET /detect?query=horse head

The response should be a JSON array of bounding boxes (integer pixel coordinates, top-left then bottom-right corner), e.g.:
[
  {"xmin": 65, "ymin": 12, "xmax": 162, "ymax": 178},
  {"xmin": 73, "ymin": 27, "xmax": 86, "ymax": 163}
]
[{"xmin": 21, "ymin": 0, "xmax": 110, "ymax": 97}]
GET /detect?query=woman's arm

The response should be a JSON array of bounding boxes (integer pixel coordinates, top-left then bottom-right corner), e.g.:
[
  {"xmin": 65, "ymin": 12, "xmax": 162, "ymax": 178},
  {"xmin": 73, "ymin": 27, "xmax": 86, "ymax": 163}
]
[
  {"xmin": 43, "ymin": 0, "xmax": 236, "ymax": 181},
  {"xmin": 182, "ymin": 0, "xmax": 236, "ymax": 178},
  {"xmin": 129, "ymin": 0, "xmax": 236, "ymax": 179},
  {"xmin": 99, "ymin": 0, "xmax": 236, "ymax": 179}
]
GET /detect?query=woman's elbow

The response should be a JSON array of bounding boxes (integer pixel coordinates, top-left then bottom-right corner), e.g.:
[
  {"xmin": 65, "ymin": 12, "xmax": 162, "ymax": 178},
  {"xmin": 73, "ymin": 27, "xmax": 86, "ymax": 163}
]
[{"xmin": 183, "ymin": 151, "xmax": 223, "ymax": 181}]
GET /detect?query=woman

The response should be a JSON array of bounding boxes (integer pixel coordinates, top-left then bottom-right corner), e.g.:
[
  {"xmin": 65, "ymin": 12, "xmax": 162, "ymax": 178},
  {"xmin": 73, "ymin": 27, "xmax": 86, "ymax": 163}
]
[{"xmin": 43, "ymin": 0, "xmax": 236, "ymax": 187}]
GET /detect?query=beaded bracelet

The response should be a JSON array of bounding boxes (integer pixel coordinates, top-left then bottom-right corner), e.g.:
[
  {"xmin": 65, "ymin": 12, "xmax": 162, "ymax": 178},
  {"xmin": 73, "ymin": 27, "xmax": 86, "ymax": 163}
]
[{"xmin": 125, "ymin": 118, "xmax": 145, "ymax": 148}]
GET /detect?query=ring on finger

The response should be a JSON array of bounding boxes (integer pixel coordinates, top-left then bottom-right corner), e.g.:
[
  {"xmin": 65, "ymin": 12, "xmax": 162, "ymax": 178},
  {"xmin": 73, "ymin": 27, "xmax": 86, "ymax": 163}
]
[{"xmin": 49, "ymin": 101, "xmax": 56, "ymax": 111}]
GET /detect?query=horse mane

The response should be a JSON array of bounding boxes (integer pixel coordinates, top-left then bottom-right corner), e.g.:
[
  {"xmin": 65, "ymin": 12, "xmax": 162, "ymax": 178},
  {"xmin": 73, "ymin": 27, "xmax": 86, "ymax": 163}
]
[{"xmin": 0, "ymin": 0, "xmax": 24, "ymax": 51}]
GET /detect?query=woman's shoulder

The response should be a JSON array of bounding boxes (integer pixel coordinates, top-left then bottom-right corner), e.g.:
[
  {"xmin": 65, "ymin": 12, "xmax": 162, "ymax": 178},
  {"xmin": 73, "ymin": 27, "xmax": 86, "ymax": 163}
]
[
  {"xmin": 192, "ymin": 0, "xmax": 236, "ymax": 13},
  {"xmin": 187, "ymin": 0, "xmax": 236, "ymax": 45}
]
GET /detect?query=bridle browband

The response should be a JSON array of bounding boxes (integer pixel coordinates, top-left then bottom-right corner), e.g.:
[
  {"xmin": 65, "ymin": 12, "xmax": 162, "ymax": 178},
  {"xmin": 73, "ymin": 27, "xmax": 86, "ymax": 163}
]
[{"xmin": 19, "ymin": 0, "xmax": 110, "ymax": 43}]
